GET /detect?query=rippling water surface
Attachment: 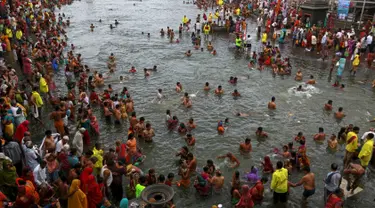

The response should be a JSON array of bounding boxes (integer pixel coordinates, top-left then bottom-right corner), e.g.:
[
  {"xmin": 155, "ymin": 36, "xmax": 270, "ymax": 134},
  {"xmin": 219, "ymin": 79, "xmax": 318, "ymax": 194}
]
[{"xmin": 34, "ymin": 0, "xmax": 375, "ymax": 207}]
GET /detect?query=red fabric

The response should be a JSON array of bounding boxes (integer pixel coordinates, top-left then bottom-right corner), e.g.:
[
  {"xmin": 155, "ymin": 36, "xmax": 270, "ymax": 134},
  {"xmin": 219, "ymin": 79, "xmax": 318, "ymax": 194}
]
[
  {"xmin": 83, "ymin": 130, "xmax": 90, "ymax": 145},
  {"xmin": 79, "ymin": 167, "xmax": 93, "ymax": 192},
  {"xmin": 118, "ymin": 143, "xmax": 127, "ymax": 161},
  {"xmin": 236, "ymin": 185, "xmax": 254, "ymax": 208},
  {"xmin": 263, "ymin": 156, "xmax": 274, "ymax": 172},
  {"xmin": 87, "ymin": 175, "xmax": 103, "ymax": 208},
  {"xmin": 14, "ymin": 120, "xmax": 29, "ymax": 143},
  {"xmin": 325, "ymin": 194, "xmax": 342, "ymax": 208},
  {"xmin": 250, "ymin": 181, "xmax": 264, "ymax": 201}
]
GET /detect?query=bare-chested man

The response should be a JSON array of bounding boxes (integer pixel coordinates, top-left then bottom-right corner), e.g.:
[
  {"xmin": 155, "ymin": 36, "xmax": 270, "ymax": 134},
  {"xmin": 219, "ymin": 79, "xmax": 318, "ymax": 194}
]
[
  {"xmin": 268, "ymin": 96, "xmax": 276, "ymax": 109},
  {"xmin": 239, "ymin": 138, "xmax": 252, "ymax": 153},
  {"xmin": 343, "ymin": 163, "xmax": 365, "ymax": 194},
  {"xmin": 290, "ymin": 166, "xmax": 315, "ymax": 204},
  {"xmin": 113, "ymin": 104, "xmax": 121, "ymax": 125},
  {"xmin": 126, "ymin": 96, "xmax": 134, "ymax": 113},
  {"xmin": 187, "ymin": 153, "xmax": 197, "ymax": 174},
  {"xmin": 129, "ymin": 112, "xmax": 138, "ymax": 128},
  {"xmin": 210, "ymin": 171, "xmax": 225, "ymax": 192},
  {"xmin": 217, "ymin": 152, "xmax": 240, "ymax": 168},
  {"xmin": 103, "ymin": 102, "xmax": 112, "ymax": 120},
  {"xmin": 134, "ymin": 117, "xmax": 145, "ymax": 138},
  {"xmin": 335, "ymin": 107, "xmax": 345, "ymax": 119},
  {"xmin": 43, "ymin": 130, "xmax": 56, "ymax": 154},
  {"xmin": 50, "ymin": 106, "xmax": 66, "ymax": 136},
  {"xmin": 143, "ymin": 123, "xmax": 155, "ymax": 142}
]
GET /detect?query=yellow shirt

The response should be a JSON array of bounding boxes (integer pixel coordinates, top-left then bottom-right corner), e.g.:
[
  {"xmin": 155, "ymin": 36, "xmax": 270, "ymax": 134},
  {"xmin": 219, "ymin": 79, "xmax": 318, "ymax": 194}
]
[
  {"xmin": 5, "ymin": 28, "xmax": 12, "ymax": 38},
  {"xmin": 358, "ymin": 139, "xmax": 374, "ymax": 167},
  {"xmin": 345, "ymin": 131, "xmax": 358, "ymax": 153},
  {"xmin": 262, "ymin": 33, "xmax": 267, "ymax": 43},
  {"xmin": 352, "ymin": 55, "xmax": 360, "ymax": 66},
  {"xmin": 16, "ymin": 30, "xmax": 22, "ymax": 40},
  {"xmin": 32, "ymin": 91, "xmax": 43, "ymax": 107},
  {"xmin": 39, "ymin": 77, "xmax": 49, "ymax": 93},
  {"xmin": 271, "ymin": 168, "xmax": 288, "ymax": 193},
  {"xmin": 93, "ymin": 147, "xmax": 103, "ymax": 169}
]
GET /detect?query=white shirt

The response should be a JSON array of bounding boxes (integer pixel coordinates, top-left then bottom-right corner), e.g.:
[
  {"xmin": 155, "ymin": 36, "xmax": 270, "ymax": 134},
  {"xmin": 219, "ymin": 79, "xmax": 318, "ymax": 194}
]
[
  {"xmin": 56, "ymin": 140, "xmax": 64, "ymax": 153},
  {"xmin": 336, "ymin": 32, "xmax": 342, "ymax": 39},
  {"xmin": 195, "ymin": 22, "xmax": 201, "ymax": 30},
  {"xmin": 366, "ymin": 35, "xmax": 373, "ymax": 45},
  {"xmin": 72, "ymin": 131, "xmax": 83, "ymax": 157},
  {"xmin": 361, "ymin": 131, "xmax": 374, "ymax": 140},
  {"xmin": 311, "ymin": 36, "xmax": 317, "ymax": 45},
  {"xmin": 33, "ymin": 164, "xmax": 47, "ymax": 186},
  {"xmin": 157, "ymin": 92, "xmax": 163, "ymax": 99},
  {"xmin": 246, "ymin": 37, "xmax": 252, "ymax": 44},
  {"xmin": 10, "ymin": 106, "xmax": 23, "ymax": 118}
]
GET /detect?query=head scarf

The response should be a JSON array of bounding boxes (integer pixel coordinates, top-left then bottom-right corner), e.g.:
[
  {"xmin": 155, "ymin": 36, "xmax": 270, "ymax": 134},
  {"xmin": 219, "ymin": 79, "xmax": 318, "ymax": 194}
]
[
  {"xmin": 14, "ymin": 120, "xmax": 29, "ymax": 142},
  {"xmin": 263, "ymin": 156, "xmax": 274, "ymax": 172},
  {"xmin": 246, "ymin": 167, "xmax": 259, "ymax": 183},
  {"xmin": 0, "ymin": 160, "xmax": 17, "ymax": 185},
  {"xmin": 68, "ymin": 179, "xmax": 88, "ymax": 208},
  {"xmin": 79, "ymin": 167, "xmax": 93, "ymax": 191},
  {"xmin": 120, "ymin": 198, "xmax": 129, "ymax": 208}
]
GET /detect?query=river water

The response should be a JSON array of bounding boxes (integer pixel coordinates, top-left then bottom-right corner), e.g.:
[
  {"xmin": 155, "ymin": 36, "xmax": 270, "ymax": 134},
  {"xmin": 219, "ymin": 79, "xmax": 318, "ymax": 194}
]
[{"xmin": 37, "ymin": 0, "xmax": 375, "ymax": 207}]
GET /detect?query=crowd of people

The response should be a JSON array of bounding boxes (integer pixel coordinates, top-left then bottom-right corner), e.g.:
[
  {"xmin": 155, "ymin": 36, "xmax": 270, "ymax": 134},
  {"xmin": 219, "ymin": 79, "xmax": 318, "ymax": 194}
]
[{"xmin": 0, "ymin": 0, "xmax": 374, "ymax": 208}]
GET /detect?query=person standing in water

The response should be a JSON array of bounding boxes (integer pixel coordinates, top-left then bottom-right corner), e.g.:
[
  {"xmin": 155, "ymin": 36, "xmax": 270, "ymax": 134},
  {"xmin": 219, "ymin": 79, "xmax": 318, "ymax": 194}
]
[
  {"xmin": 268, "ymin": 96, "xmax": 276, "ymax": 109},
  {"xmin": 290, "ymin": 166, "xmax": 316, "ymax": 204}
]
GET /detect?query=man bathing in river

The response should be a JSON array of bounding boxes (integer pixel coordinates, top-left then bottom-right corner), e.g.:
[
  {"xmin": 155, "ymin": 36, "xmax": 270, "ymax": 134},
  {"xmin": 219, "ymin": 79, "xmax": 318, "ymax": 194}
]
[
  {"xmin": 217, "ymin": 152, "xmax": 240, "ymax": 168},
  {"xmin": 268, "ymin": 96, "xmax": 276, "ymax": 109},
  {"xmin": 239, "ymin": 138, "xmax": 252, "ymax": 153},
  {"xmin": 290, "ymin": 166, "xmax": 316, "ymax": 204}
]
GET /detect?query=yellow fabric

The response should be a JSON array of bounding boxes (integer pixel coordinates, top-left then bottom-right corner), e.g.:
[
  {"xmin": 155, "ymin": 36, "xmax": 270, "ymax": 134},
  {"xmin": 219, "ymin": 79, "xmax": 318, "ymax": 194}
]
[
  {"xmin": 136, "ymin": 184, "xmax": 146, "ymax": 198},
  {"xmin": 182, "ymin": 17, "xmax": 188, "ymax": 24},
  {"xmin": 4, "ymin": 123, "xmax": 14, "ymax": 137},
  {"xmin": 16, "ymin": 30, "xmax": 22, "ymax": 40},
  {"xmin": 352, "ymin": 55, "xmax": 360, "ymax": 66},
  {"xmin": 218, "ymin": 0, "xmax": 223, "ymax": 6},
  {"xmin": 271, "ymin": 168, "xmax": 288, "ymax": 193},
  {"xmin": 204, "ymin": 25, "xmax": 210, "ymax": 34},
  {"xmin": 262, "ymin": 33, "xmax": 267, "ymax": 43},
  {"xmin": 358, "ymin": 139, "xmax": 374, "ymax": 167},
  {"xmin": 68, "ymin": 179, "xmax": 88, "ymax": 208},
  {"xmin": 214, "ymin": 12, "xmax": 219, "ymax": 19},
  {"xmin": 16, "ymin": 103, "xmax": 27, "ymax": 117},
  {"xmin": 92, "ymin": 147, "xmax": 103, "ymax": 170},
  {"xmin": 5, "ymin": 28, "xmax": 12, "ymax": 38},
  {"xmin": 235, "ymin": 38, "xmax": 242, "ymax": 47},
  {"xmin": 345, "ymin": 131, "xmax": 358, "ymax": 153},
  {"xmin": 39, "ymin": 77, "xmax": 49, "ymax": 93},
  {"xmin": 236, "ymin": 8, "xmax": 240, "ymax": 15},
  {"xmin": 32, "ymin": 91, "xmax": 44, "ymax": 107}
]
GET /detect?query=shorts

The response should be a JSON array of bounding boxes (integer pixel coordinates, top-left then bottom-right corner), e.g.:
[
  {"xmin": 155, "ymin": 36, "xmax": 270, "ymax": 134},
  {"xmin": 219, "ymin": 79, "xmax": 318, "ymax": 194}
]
[
  {"xmin": 246, "ymin": 44, "xmax": 252, "ymax": 48},
  {"xmin": 303, "ymin": 188, "xmax": 315, "ymax": 198},
  {"xmin": 273, "ymin": 191, "xmax": 288, "ymax": 204}
]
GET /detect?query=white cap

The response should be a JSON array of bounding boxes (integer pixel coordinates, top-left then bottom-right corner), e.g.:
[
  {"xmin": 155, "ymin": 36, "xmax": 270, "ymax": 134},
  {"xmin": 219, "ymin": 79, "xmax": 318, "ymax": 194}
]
[{"xmin": 218, "ymin": 204, "xmax": 223, "ymax": 208}]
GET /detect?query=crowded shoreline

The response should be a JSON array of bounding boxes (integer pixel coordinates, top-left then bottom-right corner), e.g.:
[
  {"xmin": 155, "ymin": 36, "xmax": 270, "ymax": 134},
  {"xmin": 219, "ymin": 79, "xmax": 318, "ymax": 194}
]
[{"xmin": 0, "ymin": 0, "xmax": 375, "ymax": 208}]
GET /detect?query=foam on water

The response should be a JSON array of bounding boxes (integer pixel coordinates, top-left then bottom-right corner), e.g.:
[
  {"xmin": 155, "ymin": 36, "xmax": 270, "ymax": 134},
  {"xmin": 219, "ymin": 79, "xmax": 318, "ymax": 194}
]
[{"xmin": 287, "ymin": 84, "xmax": 321, "ymax": 98}]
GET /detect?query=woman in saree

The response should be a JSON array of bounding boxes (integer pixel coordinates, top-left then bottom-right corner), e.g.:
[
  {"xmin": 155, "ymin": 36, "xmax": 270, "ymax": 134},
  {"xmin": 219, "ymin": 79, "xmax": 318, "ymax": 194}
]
[
  {"xmin": 194, "ymin": 174, "xmax": 210, "ymax": 196},
  {"xmin": 68, "ymin": 179, "xmax": 88, "ymax": 208},
  {"xmin": 0, "ymin": 160, "xmax": 18, "ymax": 201},
  {"xmin": 87, "ymin": 175, "xmax": 103, "ymax": 208}
]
